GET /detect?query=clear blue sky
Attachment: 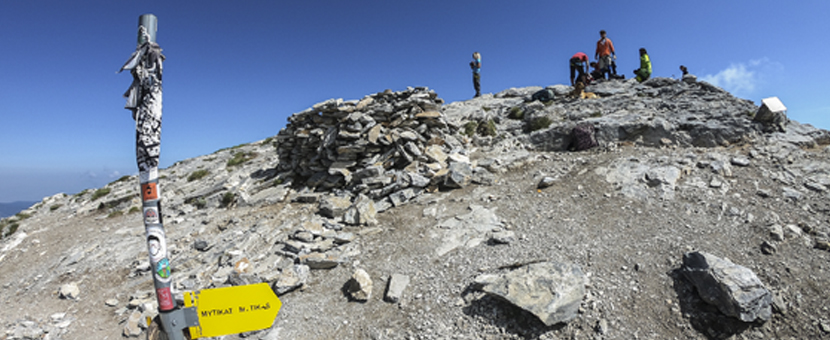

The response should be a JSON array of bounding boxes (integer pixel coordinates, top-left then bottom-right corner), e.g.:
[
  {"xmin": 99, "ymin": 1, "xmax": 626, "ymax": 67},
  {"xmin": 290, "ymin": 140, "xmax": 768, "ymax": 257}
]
[{"xmin": 1, "ymin": 1, "xmax": 828, "ymax": 203}]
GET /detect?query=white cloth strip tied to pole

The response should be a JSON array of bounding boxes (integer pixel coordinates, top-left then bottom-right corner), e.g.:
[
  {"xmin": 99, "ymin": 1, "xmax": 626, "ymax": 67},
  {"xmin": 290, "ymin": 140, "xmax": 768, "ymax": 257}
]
[{"xmin": 120, "ymin": 34, "xmax": 165, "ymax": 172}]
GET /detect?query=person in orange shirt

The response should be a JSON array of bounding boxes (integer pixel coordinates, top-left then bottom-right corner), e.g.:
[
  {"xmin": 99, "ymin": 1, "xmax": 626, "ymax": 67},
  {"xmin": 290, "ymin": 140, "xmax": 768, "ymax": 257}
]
[{"xmin": 595, "ymin": 30, "xmax": 617, "ymax": 79}]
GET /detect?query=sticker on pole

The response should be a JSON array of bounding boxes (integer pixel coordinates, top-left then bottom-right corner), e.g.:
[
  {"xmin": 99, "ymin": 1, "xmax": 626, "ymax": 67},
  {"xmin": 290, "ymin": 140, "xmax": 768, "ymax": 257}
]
[{"xmin": 184, "ymin": 283, "xmax": 281, "ymax": 338}]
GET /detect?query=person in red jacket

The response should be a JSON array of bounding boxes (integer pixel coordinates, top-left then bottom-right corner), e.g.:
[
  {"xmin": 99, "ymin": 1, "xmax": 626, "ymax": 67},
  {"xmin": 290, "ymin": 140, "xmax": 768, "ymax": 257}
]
[
  {"xmin": 570, "ymin": 52, "xmax": 589, "ymax": 86},
  {"xmin": 595, "ymin": 30, "xmax": 617, "ymax": 79}
]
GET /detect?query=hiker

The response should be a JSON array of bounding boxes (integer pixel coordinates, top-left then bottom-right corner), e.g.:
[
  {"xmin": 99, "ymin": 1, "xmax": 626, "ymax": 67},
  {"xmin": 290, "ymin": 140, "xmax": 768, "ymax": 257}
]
[
  {"xmin": 569, "ymin": 52, "xmax": 589, "ymax": 86},
  {"xmin": 594, "ymin": 30, "xmax": 616, "ymax": 79},
  {"xmin": 680, "ymin": 64, "xmax": 697, "ymax": 83},
  {"xmin": 589, "ymin": 62, "xmax": 604, "ymax": 81},
  {"xmin": 470, "ymin": 52, "xmax": 482, "ymax": 98},
  {"xmin": 633, "ymin": 48, "xmax": 652, "ymax": 82}
]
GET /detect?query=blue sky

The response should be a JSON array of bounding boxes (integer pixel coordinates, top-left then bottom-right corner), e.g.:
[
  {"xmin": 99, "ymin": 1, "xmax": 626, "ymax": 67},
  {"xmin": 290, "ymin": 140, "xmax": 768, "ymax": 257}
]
[{"xmin": 1, "ymin": 1, "xmax": 828, "ymax": 203}]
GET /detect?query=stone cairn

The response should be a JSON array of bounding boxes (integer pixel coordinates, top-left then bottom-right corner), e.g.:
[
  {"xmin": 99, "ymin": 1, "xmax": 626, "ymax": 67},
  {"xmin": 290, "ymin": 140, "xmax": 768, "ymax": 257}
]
[{"xmin": 276, "ymin": 87, "xmax": 473, "ymax": 216}]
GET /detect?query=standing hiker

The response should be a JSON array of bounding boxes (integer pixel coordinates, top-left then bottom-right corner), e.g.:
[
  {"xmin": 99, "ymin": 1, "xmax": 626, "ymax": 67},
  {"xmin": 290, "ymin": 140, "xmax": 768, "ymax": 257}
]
[
  {"xmin": 470, "ymin": 52, "xmax": 482, "ymax": 98},
  {"xmin": 634, "ymin": 48, "xmax": 652, "ymax": 82},
  {"xmin": 569, "ymin": 52, "xmax": 589, "ymax": 86},
  {"xmin": 595, "ymin": 30, "xmax": 617, "ymax": 79}
]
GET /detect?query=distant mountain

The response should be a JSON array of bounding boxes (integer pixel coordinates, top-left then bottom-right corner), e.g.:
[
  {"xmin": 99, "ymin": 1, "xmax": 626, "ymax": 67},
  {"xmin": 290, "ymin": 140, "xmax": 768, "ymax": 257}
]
[{"xmin": 0, "ymin": 201, "xmax": 37, "ymax": 218}]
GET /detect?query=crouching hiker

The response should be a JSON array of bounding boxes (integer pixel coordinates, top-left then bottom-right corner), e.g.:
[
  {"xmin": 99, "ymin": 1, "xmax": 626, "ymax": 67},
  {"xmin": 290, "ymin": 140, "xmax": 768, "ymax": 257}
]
[
  {"xmin": 634, "ymin": 48, "xmax": 652, "ymax": 82},
  {"xmin": 570, "ymin": 52, "xmax": 589, "ymax": 86}
]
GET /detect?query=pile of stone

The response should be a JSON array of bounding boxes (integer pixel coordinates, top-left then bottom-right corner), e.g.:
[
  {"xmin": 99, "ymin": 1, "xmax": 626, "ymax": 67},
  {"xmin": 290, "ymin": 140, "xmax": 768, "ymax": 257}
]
[{"xmin": 276, "ymin": 87, "xmax": 489, "ymax": 209}]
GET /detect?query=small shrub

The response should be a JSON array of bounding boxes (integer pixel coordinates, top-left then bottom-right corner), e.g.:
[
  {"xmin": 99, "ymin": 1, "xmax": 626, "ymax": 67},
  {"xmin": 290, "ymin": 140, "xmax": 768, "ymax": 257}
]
[
  {"xmin": 188, "ymin": 197, "xmax": 207, "ymax": 209},
  {"xmin": 477, "ymin": 119, "xmax": 498, "ymax": 137},
  {"xmin": 591, "ymin": 111, "xmax": 603, "ymax": 118},
  {"xmin": 110, "ymin": 175, "xmax": 132, "ymax": 185},
  {"xmin": 508, "ymin": 107, "xmax": 525, "ymax": 120},
  {"xmin": 50, "ymin": 204, "xmax": 62, "ymax": 211},
  {"xmin": 91, "ymin": 188, "xmax": 111, "ymax": 201},
  {"xmin": 188, "ymin": 169, "xmax": 210, "ymax": 182},
  {"xmin": 463, "ymin": 121, "xmax": 478, "ymax": 137},
  {"xmin": 221, "ymin": 192, "xmax": 235, "ymax": 208},
  {"xmin": 482, "ymin": 107, "xmax": 492, "ymax": 112},
  {"xmin": 73, "ymin": 189, "xmax": 89, "ymax": 198},
  {"xmin": 15, "ymin": 213, "xmax": 31, "ymax": 220},
  {"xmin": 4, "ymin": 223, "xmax": 19, "ymax": 238},
  {"xmin": 227, "ymin": 151, "xmax": 257, "ymax": 167},
  {"xmin": 128, "ymin": 206, "xmax": 141, "ymax": 214},
  {"xmin": 745, "ymin": 110, "xmax": 755, "ymax": 118},
  {"xmin": 273, "ymin": 178, "xmax": 284, "ymax": 186},
  {"xmin": 528, "ymin": 117, "xmax": 553, "ymax": 132},
  {"xmin": 262, "ymin": 137, "xmax": 274, "ymax": 145},
  {"xmin": 107, "ymin": 211, "xmax": 124, "ymax": 218}
]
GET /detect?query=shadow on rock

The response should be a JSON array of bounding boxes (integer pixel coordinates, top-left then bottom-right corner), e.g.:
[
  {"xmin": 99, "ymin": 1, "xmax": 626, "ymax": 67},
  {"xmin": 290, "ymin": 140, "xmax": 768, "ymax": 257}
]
[
  {"xmin": 670, "ymin": 268, "xmax": 755, "ymax": 339},
  {"xmin": 461, "ymin": 287, "xmax": 564, "ymax": 339}
]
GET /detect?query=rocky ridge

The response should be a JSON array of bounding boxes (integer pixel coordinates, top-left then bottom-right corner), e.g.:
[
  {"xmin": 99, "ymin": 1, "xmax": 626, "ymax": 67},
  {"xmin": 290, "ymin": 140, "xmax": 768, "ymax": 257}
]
[{"xmin": 1, "ymin": 77, "xmax": 830, "ymax": 339}]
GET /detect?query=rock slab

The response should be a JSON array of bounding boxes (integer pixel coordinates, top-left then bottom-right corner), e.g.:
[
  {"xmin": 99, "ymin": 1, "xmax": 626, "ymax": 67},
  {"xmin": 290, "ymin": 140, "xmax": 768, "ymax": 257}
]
[
  {"xmin": 681, "ymin": 251, "xmax": 772, "ymax": 322},
  {"xmin": 347, "ymin": 269, "xmax": 373, "ymax": 301},
  {"xmin": 384, "ymin": 273, "xmax": 410, "ymax": 303},
  {"xmin": 474, "ymin": 261, "xmax": 586, "ymax": 326}
]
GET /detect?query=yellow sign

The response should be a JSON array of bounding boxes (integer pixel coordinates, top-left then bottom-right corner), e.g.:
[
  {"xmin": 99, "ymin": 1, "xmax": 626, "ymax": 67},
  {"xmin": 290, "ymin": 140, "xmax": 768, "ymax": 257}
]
[{"xmin": 184, "ymin": 283, "xmax": 282, "ymax": 338}]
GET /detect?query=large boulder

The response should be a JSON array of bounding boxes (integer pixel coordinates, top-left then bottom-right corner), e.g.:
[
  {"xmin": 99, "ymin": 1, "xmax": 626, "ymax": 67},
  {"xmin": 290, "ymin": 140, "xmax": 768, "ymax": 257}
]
[
  {"xmin": 474, "ymin": 261, "xmax": 586, "ymax": 326},
  {"xmin": 681, "ymin": 251, "xmax": 772, "ymax": 322}
]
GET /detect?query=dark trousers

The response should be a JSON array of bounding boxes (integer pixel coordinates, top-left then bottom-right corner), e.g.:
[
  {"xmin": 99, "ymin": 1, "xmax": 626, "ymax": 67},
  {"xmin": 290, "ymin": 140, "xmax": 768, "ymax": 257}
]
[
  {"xmin": 570, "ymin": 62, "xmax": 585, "ymax": 85},
  {"xmin": 473, "ymin": 73, "xmax": 481, "ymax": 97}
]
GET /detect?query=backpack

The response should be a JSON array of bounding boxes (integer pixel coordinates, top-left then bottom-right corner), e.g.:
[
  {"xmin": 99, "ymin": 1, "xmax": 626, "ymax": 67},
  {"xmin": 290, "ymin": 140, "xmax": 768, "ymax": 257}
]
[
  {"xmin": 571, "ymin": 123, "xmax": 598, "ymax": 151},
  {"xmin": 531, "ymin": 88, "xmax": 555, "ymax": 102}
]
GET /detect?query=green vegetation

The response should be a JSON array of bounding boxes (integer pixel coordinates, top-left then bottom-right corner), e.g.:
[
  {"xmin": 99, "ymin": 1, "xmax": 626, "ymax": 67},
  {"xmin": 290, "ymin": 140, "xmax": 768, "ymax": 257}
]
[
  {"xmin": 3, "ymin": 222, "xmax": 19, "ymax": 238},
  {"xmin": 214, "ymin": 143, "xmax": 249, "ymax": 154},
  {"xmin": 528, "ymin": 117, "xmax": 553, "ymax": 132},
  {"xmin": 91, "ymin": 188, "xmax": 111, "ymax": 201},
  {"xmin": 591, "ymin": 111, "xmax": 603, "ymax": 118},
  {"xmin": 73, "ymin": 189, "xmax": 89, "ymax": 198},
  {"xmin": 482, "ymin": 107, "xmax": 492, "ymax": 112},
  {"xmin": 262, "ymin": 137, "xmax": 274, "ymax": 145},
  {"xmin": 273, "ymin": 178, "xmax": 284, "ymax": 186},
  {"xmin": 477, "ymin": 119, "xmax": 498, "ymax": 137},
  {"xmin": 745, "ymin": 110, "xmax": 755, "ymax": 118},
  {"xmin": 227, "ymin": 151, "xmax": 258, "ymax": 167},
  {"xmin": 50, "ymin": 204, "xmax": 62, "ymax": 211},
  {"xmin": 188, "ymin": 169, "xmax": 210, "ymax": 182},
  {"xmin": 107, "ymin": 211, "xmax": 124, "ymax": 218},
  {"xmin": 221, "ymin": 192, "xmax": 235, "ymax": 208},
  {"xmin": 110, "ymin": 175, "xmax": 132, "ymax": 185},
  {"xmin": 462, "ymin": 121, "xmax": 478, "ymax": 137},
  {"xmin": 128, "ymin": 206, "xmax": 141, "ymax": 214},
  {"xmin": 508, "ymin": 107, "xmax": 525, "ymax": 120},
  {"xmin": 463, "ymin": 120, "xmax": 498, "ymax": 137},
  {"xmin": 15, "ymin": 213, "xmax": 31, "ymax": 220},
  {"xmin": 188, "ymin": 197, "xmax": 207, "ymax": 209}
]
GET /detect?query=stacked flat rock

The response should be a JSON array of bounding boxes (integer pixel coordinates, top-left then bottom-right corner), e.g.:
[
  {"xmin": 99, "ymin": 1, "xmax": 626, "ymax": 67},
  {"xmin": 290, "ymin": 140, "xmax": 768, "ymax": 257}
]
[{"xmin": 276, "ymin": 87, "xmax": 465, "ymax": 201}]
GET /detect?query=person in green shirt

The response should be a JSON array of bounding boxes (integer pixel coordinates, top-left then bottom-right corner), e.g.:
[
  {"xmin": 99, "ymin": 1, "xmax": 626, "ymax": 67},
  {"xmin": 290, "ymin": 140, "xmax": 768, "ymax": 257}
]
[{"xmin": 634, "ymin": 48, "xmax": 652, "ymax": 82}]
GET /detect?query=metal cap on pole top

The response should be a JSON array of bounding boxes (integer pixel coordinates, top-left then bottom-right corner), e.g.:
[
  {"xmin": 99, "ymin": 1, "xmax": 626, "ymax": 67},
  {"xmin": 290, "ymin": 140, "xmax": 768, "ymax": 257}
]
[{"xmin": 138, "ymin": 14, "xmax": 158, "ymax": 45}]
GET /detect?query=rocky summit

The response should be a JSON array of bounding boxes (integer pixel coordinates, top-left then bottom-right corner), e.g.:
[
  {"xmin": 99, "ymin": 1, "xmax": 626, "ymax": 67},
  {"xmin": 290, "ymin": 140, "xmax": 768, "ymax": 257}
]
[{"xmin": 2, "ymin": 77, "xmax": 830, "ymax": 340}]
